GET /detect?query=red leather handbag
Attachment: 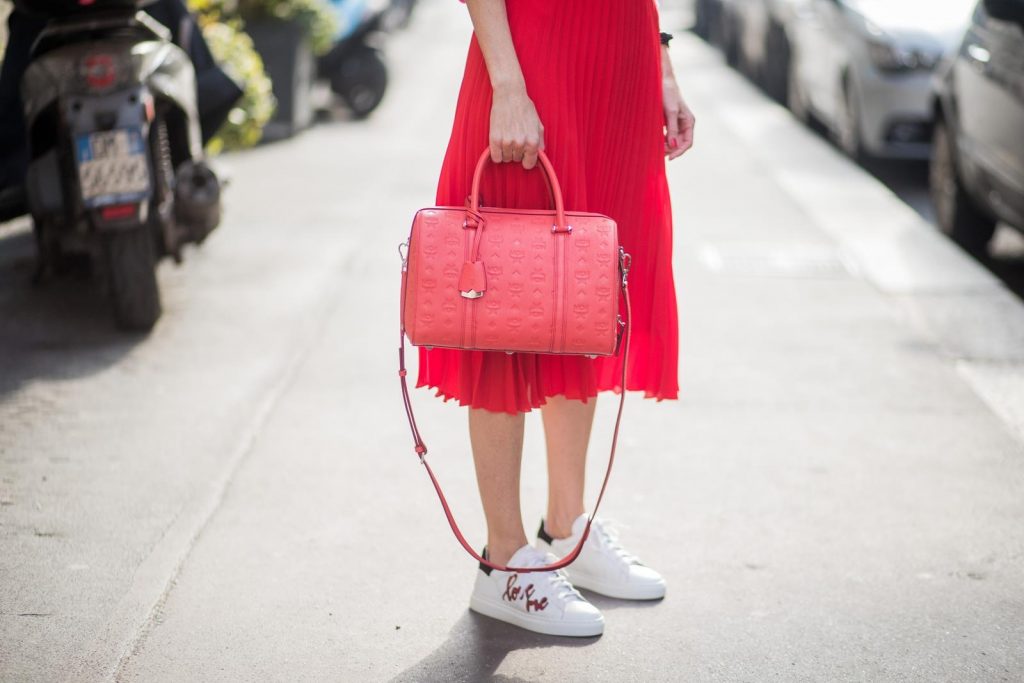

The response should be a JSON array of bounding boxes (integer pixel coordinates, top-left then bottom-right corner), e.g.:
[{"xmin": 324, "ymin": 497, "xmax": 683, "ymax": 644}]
[{"xmin": 399, "ymin": 148, "xmax": 632, "ymax": 573}]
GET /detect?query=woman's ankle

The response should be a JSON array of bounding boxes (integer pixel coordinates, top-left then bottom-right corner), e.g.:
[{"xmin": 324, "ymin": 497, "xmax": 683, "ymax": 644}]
[
  {"xmin": 486, "ymin": 537, "xmax": 530, "ymax": 566},
  {"xmin": 544, "ymin": 509, "xmax": 585, "ymax": 540}
]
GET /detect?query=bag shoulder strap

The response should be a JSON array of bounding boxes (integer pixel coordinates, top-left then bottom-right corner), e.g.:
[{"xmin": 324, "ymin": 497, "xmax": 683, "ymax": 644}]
[{"xmin": 397, "ymin": 244, "xmax": 633, "ymax": 574}]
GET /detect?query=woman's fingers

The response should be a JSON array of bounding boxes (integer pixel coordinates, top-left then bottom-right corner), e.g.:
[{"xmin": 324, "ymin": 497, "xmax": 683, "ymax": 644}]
[
  {"xmin": 665, "ymin": 106, "xmax": 681, "ymax": 148},
  {"xmin": 671, "ymin": 109, "xmax": 695, "ymax": 159},
  {"xmin": 665, "ymin": 106, "xmax": 682, "ymax": 158},
  {"xmin": 489, "ymin": 92, "xmax": 544, "ymax": 167},
  {"xmin": 679, "ymin": 111, "xmax": 695, "ymax": 151},
  {"xmin": 666, "ymin": 100, "xmax": 696, "ymax": 160},
  {"xmin": 522, "ymin": 133, "xmax": 541, "ymax": 169},
  {"xmin": 501, "ymin": 139, "xmax": 515, "ymax": 163}
]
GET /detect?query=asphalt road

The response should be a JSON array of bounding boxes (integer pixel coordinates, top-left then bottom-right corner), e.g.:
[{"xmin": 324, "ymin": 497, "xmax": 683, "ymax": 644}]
[{"xmin": 2, "ymin": 2, "xmax": 1023, "ymax": 682}]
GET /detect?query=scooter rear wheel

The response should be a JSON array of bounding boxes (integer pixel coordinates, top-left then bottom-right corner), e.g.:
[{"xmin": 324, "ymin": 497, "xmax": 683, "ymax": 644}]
[
  {"xmin": 103, "ymin": 226, "xmax": 161, "ymax": 332},
  {"xmin": 330, "ymin": 44, "xmax": 388, "ymax": 119}
]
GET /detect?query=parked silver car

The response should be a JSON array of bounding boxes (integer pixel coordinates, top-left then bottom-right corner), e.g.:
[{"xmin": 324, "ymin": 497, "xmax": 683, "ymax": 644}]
[
  {"xmin": 717, "ymin": 0, "xmax": 809, "ymax": 101},
  {"xmin": 931, "ymin": 0, "xmax": 1024, "ymax": 254},
  {"xmin": 787, "ymin": 0, "xmax": 975, "ymax": 160}
]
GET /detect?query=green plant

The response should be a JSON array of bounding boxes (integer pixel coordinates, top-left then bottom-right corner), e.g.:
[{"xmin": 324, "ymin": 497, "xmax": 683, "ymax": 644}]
[
  {"xmin": 197, "ymin": 19, "xmax": 276, "ymax": 152},
  {"xmin": 238, "ymin": 0, "xmax": 337, "ymax": 56}
]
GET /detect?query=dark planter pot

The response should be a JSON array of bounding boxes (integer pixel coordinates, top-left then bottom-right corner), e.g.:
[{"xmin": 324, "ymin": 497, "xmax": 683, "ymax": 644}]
[{"xmin": 245, "ymin": 18, "xmax": 315, "ymax": 141}]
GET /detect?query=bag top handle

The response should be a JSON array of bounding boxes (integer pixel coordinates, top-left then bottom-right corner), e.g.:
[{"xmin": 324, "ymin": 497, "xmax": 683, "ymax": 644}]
[{"xmin": 468, "ymin": 149, "xmax": 569, "ymax": 234}]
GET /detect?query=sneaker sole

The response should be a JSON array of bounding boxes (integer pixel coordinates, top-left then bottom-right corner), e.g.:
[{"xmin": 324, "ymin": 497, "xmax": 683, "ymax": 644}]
[
  {"xmin": 469, "ymin": 595, "xmax": 604, "ymax": 637},
  {"xmin": 565, "ymin": 572, "xmax": 667, "ymax": 601}
]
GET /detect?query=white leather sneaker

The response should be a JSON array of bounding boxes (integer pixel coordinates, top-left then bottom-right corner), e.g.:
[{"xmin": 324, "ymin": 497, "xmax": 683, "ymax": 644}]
[
  {"xmin": 469, "ymin": 543, "xmax": 605, "ymax": 637},
  {"xmin": 536, "ymin": 514, "xmax": 667, "ymax": 600}
]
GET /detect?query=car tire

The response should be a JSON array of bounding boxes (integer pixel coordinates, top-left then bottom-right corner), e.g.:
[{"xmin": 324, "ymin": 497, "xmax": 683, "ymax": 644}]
[
  {"xmin": 835, "ymin": 76, "xmax": 868, "ymax": 162},
  {"xmin": 694, "ymin": 0, "xmax": 712, "ymax": 39},
  {"xmin": 930, "ymin": 117, "xmax": 997, "ymax": 256},
  {"xmin": 763, "ymin": 22, "xmax": 791, "ymax": 104},
  {"xmin": 786, "ymin": 49, "xmax": 809, "ymax": 123},
  {"xmin": 722, "ymin": 13, "xmax": 742, "ymax": 68}
]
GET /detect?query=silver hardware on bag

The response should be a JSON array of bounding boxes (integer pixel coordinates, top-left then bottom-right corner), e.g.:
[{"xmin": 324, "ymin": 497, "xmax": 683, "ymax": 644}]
[
  {"xmin": 460, "ymin": 290, "xmax": 484, "ymax": 299},
  {"xmin": 398, "ymin": 240, "xmax": 409, "ymax": 272}
]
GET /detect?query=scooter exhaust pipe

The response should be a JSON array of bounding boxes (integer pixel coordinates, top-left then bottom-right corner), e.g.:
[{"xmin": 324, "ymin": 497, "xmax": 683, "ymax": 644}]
[{"xmin": 174, "ymin": 159, "xmax": 221, "ymax": 243}]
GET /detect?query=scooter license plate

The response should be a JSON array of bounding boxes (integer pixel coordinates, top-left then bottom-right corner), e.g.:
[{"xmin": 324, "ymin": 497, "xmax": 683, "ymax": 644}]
[{"xmin": 74, "ymin": 128, "xmax": 151, "ymax": 208}]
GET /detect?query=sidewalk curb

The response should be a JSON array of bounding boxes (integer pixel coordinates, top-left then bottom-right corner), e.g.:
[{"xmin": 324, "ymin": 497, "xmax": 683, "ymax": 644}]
[{"xmin": 678, "ymin": 35, "xmax": 1024, "ymax": 440}]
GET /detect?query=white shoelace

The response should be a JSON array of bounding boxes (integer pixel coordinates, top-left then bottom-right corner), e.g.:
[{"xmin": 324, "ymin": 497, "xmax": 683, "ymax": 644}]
[
  {"xmin": 519, "ymin": 551, "xmax": 585, "ymax": 602},
  {"xmin": 590, "ymin": 517, "xmax": 641, "ymax": 566}
]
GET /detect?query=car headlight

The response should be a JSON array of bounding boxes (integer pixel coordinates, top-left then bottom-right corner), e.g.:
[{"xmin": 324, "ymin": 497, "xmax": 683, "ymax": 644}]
[{"xmin": 867, "ymin": 40, "xmax": 942, "ymax": 73}]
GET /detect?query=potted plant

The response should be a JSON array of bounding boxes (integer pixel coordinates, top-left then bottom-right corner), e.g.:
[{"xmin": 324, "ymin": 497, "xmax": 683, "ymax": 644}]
[
  {"xmin": 188, "ymin": 0, "xmax": 276, "ymax": 151},
  {"xmin": 237, "ymin": 0, "xmax": 337, "ymax": 140}
]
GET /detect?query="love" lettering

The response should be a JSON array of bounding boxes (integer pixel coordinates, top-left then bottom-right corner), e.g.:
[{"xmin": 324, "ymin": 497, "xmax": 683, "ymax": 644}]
[{"xmin": 502, "ymin": 574, "xmax": 549, "ymax": 612}]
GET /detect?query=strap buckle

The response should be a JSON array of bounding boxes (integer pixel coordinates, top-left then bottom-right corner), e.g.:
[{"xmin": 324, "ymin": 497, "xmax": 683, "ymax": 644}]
[{"xmin": 619, "ymin": 248, "xmax": 632, "ymax": 287}]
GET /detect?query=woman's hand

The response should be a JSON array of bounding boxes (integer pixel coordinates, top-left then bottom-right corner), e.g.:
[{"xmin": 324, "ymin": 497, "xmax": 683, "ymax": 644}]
[
  {"xmin": 661, "ymin": 46, "xmax": 695, "ymax": 160},
  {"xmin": 465, "ymin": 0, "xmax": 543, "ymax": 169},
  {"xmin": 489, "ymin": 84, "xmax": 545, "ymax": 169}
]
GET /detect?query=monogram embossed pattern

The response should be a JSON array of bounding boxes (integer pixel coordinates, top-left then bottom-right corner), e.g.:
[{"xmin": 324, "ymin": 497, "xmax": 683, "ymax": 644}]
[{"xmin": 404, "ymin": 207, "xmax": 620, "ymax": 356}]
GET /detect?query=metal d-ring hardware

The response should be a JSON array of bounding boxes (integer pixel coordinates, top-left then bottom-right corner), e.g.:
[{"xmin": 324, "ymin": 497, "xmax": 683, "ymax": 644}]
[{"xmin": 398, "ymin": 240, "xmax": 409, "ymax": 271}]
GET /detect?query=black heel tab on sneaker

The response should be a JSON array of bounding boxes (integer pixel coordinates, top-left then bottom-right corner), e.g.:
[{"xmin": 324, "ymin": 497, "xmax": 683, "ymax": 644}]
[
  {"xmin": 479, "ymin": 547, "xmax": 493, "ymax": 575},
  {"xmin": 537, "ymin": 519, "xmax": 555, "ymax": 544}
]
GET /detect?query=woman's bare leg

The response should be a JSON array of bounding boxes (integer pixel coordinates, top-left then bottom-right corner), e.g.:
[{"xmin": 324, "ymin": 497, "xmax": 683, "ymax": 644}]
[
  {"xmin": 541, "ymin": 395, "xmax": 597, "ymax": 539},
  {"xmin": 468, "ymin": 407, "xmax": 529, "ymax": 566}
]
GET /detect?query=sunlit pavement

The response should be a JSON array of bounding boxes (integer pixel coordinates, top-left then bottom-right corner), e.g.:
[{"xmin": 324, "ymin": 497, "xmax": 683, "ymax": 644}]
[{"xmin": 2, "ymin": 3, "xmax": 1023, "ymax": 681}]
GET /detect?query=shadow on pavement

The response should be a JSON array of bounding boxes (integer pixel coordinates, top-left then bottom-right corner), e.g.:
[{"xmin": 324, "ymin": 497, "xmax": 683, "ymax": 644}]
[
  {"xmin": 0, "ymin": 221, "xmax": 141, "ymax": 398},
  {"xmin": 860, "ymin": 156, "xmax": 1024, "ymax": 299},
  {"xmin": 389, "ymin": 611, "xmax": 600, "ymax": 682},
  {"xmin": 583, "ymin": 593, "xmax": 664, "ymax": 612},
  {"xmin": 985, "ymin": 243, "xmax": 1024, "ymax": 297},
  {"xmin": 793, "ymin": 129, "xmax": 1024, "ymax": 302}
]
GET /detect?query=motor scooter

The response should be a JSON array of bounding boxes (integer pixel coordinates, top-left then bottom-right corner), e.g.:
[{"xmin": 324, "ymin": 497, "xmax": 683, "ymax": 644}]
[
  {"xmin": 13, "ymin": 0, "xmax": 233, "ymax": 330},
  {"xmin": 318, "ymin": 0, "xmax": 395, "ymax": 119}
]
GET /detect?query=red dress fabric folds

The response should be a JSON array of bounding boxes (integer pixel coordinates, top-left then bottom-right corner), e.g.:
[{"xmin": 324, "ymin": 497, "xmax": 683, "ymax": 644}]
[{"xmin": 419, "ymin": 0, "xmax": 679, "ymax": 414}]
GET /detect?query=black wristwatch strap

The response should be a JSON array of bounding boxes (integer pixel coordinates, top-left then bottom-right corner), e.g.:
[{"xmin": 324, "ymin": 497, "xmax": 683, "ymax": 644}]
[{"xmin": 660, "ymin": 31, "xmax": 673, "ymax": 47}]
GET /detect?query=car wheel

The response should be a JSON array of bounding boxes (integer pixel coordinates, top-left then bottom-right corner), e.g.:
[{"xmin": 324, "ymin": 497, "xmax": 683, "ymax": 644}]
[
  {"xmin": 763, "ymin": 22, "xmax": 791, "ymax": 104},
  {"xmin": 709, "ymin": 3, "xmax": 726, "ymax": 49},
  {"xmin": 787, "ymin": 50, "xmax": 809, "ymax": 123},
  {"xmin": 723, "ymin": 14, "xmax": 742, "ymax": 68},
  {"xmin": 930, "ymin": 117, "xmax": 997, "ymax": 256},
  {"xmin": 835, "ymin": 76, "xmax": 867, "ymax": 162},
  {"xmin": 694, "ymin": 0, "xmax": 712, "ymax": 39}
]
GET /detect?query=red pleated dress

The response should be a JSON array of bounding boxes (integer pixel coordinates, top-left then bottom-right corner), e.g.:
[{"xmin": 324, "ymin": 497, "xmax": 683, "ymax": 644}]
[{"xmin": 418, "ymin": 0, "xmax": 679, "ymax": 414}]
